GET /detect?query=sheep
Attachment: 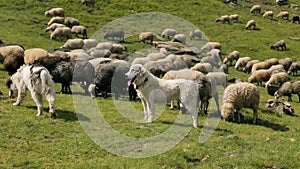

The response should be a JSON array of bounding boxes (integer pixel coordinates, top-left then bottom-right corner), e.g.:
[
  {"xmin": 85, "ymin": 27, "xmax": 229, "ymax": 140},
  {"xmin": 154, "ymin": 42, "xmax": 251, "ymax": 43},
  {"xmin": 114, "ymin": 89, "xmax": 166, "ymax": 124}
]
[
  {"xmin": 64, "ymin": 17, "xmax": 80, "ymax": 28},
  {"xmin": 229, "ymin": 14, "xmax": 239, "ymax": 23},
  {"xmin": 3, "ymin": 54, "xmax": 24, "ymax": 76},
  {"xmin": 219, "ymin": 64, "xmax": 228, "ymax": 74},
  {"xmin": 250, "ymin": 5, "xmax": 261, "ymax": 15},
  {"xmin": 104, "ymin": 29, "xmax": 125, "ymax": 42},
  {"xmin": 0, "ymin": 45, "xmax": 24, "ymax": 62},
  {"xmin": 189, "ymin": 30, "xmax": 202, "ymax": 40},
  {"xmin": 234, "ymin": 57, "xmax": 251, "ymax": 71},
  {"xmin": 221, "ymin": 82, "xmax": 260, "ymax": 124},
  {"xmin": 207, "ymin": 48, "xmax": 221, "ymax": 59},
  {"xmin": 24, "ymin": 48, "xmax": 49, "ymax": 65},
  {"xmin": 270, "ymin": 40, "xmax": 286, "ymax": 50},
  {"xmin": 161, "ymin": 28, "xmax": 176, "ymax": 39},
  {"xmin": 71, "ymin": 25, "xmax": 88, "ymax": 39},
  {"xmin": 263, "ymin": 11, "xmax": 274, "ymax": 19},
  {"xmin": 139, "ymin": 32, "xmax": 154, "ymax": 44},
  {"xmin": 245, "ymin": 20, "xmax": 256, "ymax": 29},
  {"xmin": 201, "ymin": 53, "xmax": 221, "ymax": 68},
  {"xmin": 110, "ymin": 44, "xmax": 125, "ymax": 54},
  {"xmin": 81, "ymin": 0, "xmax": 95, "ymax": 7},
  {"xmin": 44, "ymin": 7, "xmax": 64, "ymax": 17},
  {"xmin": 251, "ymin": 61, "xmax": 274, "ymax": 73},
  {"xmin": 248, "ymin": 65, "xmax": 286, "ymax": 86},
  {"xmin": 206, "ymin": 72, "xmax": 227, "ymax": 88},
  {"xmin": 274, "ymin": 81, "xmax": 300, "ymax": 102},
  {"xmin": 82, "ymin": 39, "xmax": 98, "ymax": 50},
  {"xmin": 277, "ymin": 11, "xmax": 289, "ymax": 20},
  {"xmin": 265, "ymin": 72, "xmax": 289, "ymax": 87},
  {"xmin": 276, "ymin": 0, "xmax": 288, "ymax": 5},
  {"xmin": 87, "ymin": 48, "xmax": 110, "ymax": 59},
  {"xmin": 223, "ymin": 50, "xmax": 240, "ymax": 66},
  {"xmin": 50, "ymin": 27, "xmax": 72, "ymax": 41},
  {"xmin": 67, "ymin": 50, "xmax": 93, "ymax": 61},
  {"xmin": 215, "ymin": 15, "xmax": 230, "ymax": 24},
  {"xmin": 287, "ymin": 62, "xmax": 300, "ymax": 75},
  {"xmin": 190, "ymin": 62, "xmax": 213, "ymax": 74},
  {"xmin": 45, "ymin": 23, "xmax": 66, "ymax": 33},
  {"xmin": 291, "ymin": 16, "xmax": 300, "ymax": 24},
  {"xmin": 96, "ymin": 42, "xmax": 113, "ymax": 50},
  {"xmin": 201, "ymin": 42, "xmax": 221, "ymax": 51},
  {"xmin": 279, "ymin": 57, "xmax": 292, "ymax": 71},
  {"xmin": 47, "ymin": 16, "xmax": 64, "ymax": 26},
  {"xmin": 265, "ymin": 58, "xmax": 279, "ymax": 66},
  {"xmin": 243, "ymin": 59, "xmax": 259, "ymax": 73},
  {"xmin": 172, "ymin": 34, "xmax": 186, "ymax": 44},
  {"xmin": 62, "ymin": 38, "xmax": 84, "ymax": 50}
]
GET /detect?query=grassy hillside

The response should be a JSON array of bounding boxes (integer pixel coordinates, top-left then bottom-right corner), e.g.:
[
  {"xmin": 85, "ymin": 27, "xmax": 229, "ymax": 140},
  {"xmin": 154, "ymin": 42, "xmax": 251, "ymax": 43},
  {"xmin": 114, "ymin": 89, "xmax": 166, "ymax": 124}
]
[{"xmin": 0, "ymin": 0, "xmax": 300, "ymax": 168}]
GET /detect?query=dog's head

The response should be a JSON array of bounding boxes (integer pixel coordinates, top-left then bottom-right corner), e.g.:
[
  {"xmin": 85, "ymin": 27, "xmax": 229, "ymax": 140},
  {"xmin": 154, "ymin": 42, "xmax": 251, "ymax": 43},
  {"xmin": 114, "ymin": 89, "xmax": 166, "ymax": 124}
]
[
  {"xmin": 5, "ymin": 76, "xmax": 17, "ymax": 98},
  {"xmin": 125, "ymin": 64, "xmax": 146, "ymax": 84}
]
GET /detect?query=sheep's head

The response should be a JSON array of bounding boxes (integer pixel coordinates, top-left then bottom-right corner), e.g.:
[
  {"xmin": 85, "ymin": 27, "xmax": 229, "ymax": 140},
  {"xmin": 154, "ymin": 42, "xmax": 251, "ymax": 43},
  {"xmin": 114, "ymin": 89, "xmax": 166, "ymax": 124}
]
[{"xmin": 221, "ymin": 103, "xmax": 234, "ymax": 121}]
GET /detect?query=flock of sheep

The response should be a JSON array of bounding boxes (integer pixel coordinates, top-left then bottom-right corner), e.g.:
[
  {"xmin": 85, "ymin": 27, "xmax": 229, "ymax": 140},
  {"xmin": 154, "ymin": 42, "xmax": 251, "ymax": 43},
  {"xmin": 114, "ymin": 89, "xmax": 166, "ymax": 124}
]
[{"xmin": 0, "ymin": 0, "xmax": 299, "ymax": 124}]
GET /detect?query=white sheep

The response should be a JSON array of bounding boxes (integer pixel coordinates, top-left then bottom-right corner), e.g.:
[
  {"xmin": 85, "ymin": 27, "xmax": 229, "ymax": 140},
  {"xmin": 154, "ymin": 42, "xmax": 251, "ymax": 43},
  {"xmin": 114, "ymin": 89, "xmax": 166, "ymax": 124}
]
[
  {"xmin": 201, "ymin": 42, "xmax": 221, "ymax": 51},
  {"xmin": 216, "ymin": 15, "xmax": 230, "ymax": 24},
  {"xmin": 223, "ymin": 50, "xmax": 240, "ymax": 66},
  {"xmin": 50, "ymin": 27, "xmax": 72, "ymax": 41},
  {"xmin": 64, "ymin": 17, "xmax": 80, "ymax": 28},
  {"xmin": 47, "ymin": 16, "xmax": 65, "ymax": 26},
  {"xmin": 44, "ymin": 7, "xmax": 64, "ymax": 17},
  {"xmin": 110, "ymin": 44, "xmax": 125, "ymax": 54},
  {"xmin": 219, "ymin": 64, "xmax": 228, "ymax": 74},
  {"xmin": 229, "ymin": 14, "xmax": 239, "ymax": 23},
  {"xmin": 45, "ymin": 23, "xmax": 66, "ymax": 33},
  {"xmin": 245, "ymin": 20, "xmax": 256, "ymax": 29},
  {"xmin": 287, "ymin": 62, "xmax": 300, "ymax": 75},
  {"xmin": 24, "ymin": 48, "xmax": 49, "ymax": 65},
  {"xmin": 248, "ymin": 65, "xmax": 285, "ymax": 86},
  {"xmin": 161, "ymin": 28, "xmax": 176, "ymax": 39},
  {"xmin": 251, "ymin": 60, "xmax": 274, "ymax": 73},
  {"xmin": 96, "ymin": 42, "xmax": 113, "ymax": 50},
  {"xmin": 234, "ymin": 57, "xmax": 251, "ymax": 70},
  {"xmin": 243, "ymin": 59, "xmax": 259, "ymax": 73},
  {"xmin": 82, "ymin": 39, "xmax": 98, "ymax": 51},
  {"xmin": 263, "ymin": 11, "xmax": 274, "ymax": 19},
  {"xmin": 265, "ymin": 72, "xmax": 289, "ymax": 87},
  {"xmin": 172, "ymin": 34, "xmax": 186, "ymax": 44},
  {"xmin": 190, "ymin": 62, "xmax": 213, "ymax": 74},
  {"xmin": 139, "ymin": 32, "xmax": 154, "ymax": 44},
  {"xmin": 250, "ymin": 5, "xmax": 261, "ymax": 15},
  {"xmin": 206, "ymin": 72, "xmax": 227, "ymax": 88},
  {"xmin": 221, "ymin": 82, "xmax": 260, "ymax": 124},
  {"xmin": 279, "ymin": 57, "xmax": 292, "ymax": 71},
  {"xmin": 62, "ymin": 38, "xmax": 84, "ymax": 50},
  {"xmin": 71, "ymin": 25, "xmax": 87, "ymax": 39},
  {"xmin": 67, "ymin": 50, "xmax": 93, "ymax": 61},
  {"xmin": 270, "ymin": 40, "xmax": 286, "ymax": 50},
  {"xmin": 88, "ymin": 48, "xmax": 111, "ymax": 58},
  {"xmin": 189, "ymin": 30, "xmax": 202, "ymax": 40},
  {"xmin": 277, "ymin": 11, "xmax": 289, "ymax": 20},
  {"xmin": 201, "ymin": 53, "xmax": 221, "ymax": 68}
]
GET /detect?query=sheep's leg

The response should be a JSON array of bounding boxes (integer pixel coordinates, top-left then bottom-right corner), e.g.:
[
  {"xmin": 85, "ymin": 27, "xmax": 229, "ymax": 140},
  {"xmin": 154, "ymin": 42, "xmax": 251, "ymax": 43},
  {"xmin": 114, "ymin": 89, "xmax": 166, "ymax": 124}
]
[
  {"xmin": 31, "ymin": 92, "xmax": 43, "ymax": 116},
  {"xmin": 288, "ymin": 94, "xmax": 292, "ymax": 102},
  {"xmin": 253, "ymin": 109, "xmax": 258, "ymax": 124}
]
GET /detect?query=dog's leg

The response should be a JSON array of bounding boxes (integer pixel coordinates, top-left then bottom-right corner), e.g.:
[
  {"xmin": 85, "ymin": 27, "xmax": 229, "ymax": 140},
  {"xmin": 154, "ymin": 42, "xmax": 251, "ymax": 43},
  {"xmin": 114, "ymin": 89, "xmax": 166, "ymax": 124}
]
[
  {"xmin": 46, "ymin": 92, "xmax": 56, "ymax": 118},
  {"xmin": 13, "ymin": 88, "xmax": 26, "ymax": 106},
  {"xmin": 31, "ymin": 91, "xmax": 43, "ymax": 116},
  {"xmin": 147, "ymin": 98, "xmax": 154, "ymax": 123},
  {"xmin": 140, "ymin": 97, "xmax": 148, "ymax": 121}
]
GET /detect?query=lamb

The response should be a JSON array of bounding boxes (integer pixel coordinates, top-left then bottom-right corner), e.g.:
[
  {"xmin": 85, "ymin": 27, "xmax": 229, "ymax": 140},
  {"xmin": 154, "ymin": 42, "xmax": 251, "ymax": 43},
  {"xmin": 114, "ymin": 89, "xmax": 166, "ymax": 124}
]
[
  {"xmin": 270, "ymin": 40, "xmax": 286, "ymax": 50},
  {"xmin": 161, "ymin": 28, "xmax": 177, "ymax": 39},
  {"xmin": 234, "ymin": 57, "xmax": 251, "ymax": 70},
  {"xmin": 263, "ymin": 11, "xmax": 274, "ymax": 19},
  {"xmin": 279, "ymin": 57, "xmax": 292, "ymax": 71},
  {"xmin": 44, "ymin": 7, "xmax": 64, "ymax": 17},
  {"xmin": 104, "ymin": 29, "xmax": 125, "ymax": 42},
  {"xmin": 50, "ymin": 27, "xmax": 72, "ymax": 41},
  {"xmin": 139, "ymin": 32, "xmax": 154, "ymax": 44},
  {"xmin": 250, "ymin": 5, "xmax": 261, "ymax": 15},
  {"xmin": 215, "ymin": 15, "xmax": 230, "ymax": 24},
  {"xmin": 287, "ymin": 62, "xmax": 300, "ymax": 75},
  {"xmin": 71, "ymin": 25, "xmax": 88, "ymax": 39},
  {"xmin": 274, "ymin": 81, "xmax": 300, "ymax": 102},
  {"xmin": 64, "ymin": 17, "xmax": 80, "ymax": 28},
  {"xmin": 276, "ymin": 11, "xmax": 289, "ymax": 20},
  {"xmin": 189, "ymin": 30, "xmax": 202, "ymax": 40},
  {"xmin": 245, "ymin": 20, "xmax": 256, "ymax": 29},
  {"xmin": 201, "ymin": 42, "xmax": 221, "ymax": 51},
  {"xmin": 45, "ymin": 23, "xmax": 66, "ymax": 33},
  {"xmin": 47, "ymin": 16, "xmax": 64, "ymax": 26},
  {"xmin": 265, "ymin": 72, "xmax": 289, "ymax": 87},
  {"xmin": 243, "ymin": 59, "xmax": 259, "ymax": 73},
  {"xmin": 172, "ymin": 34, "xmax": 186, "ymax": 44},
  {"xmin": 223, "ymin": 50, "xmax": 240, "ymax": 66},
  {"xmin": 229, "ymin": 14, "xmax": 239, "ymax": 23},
  {"xmin": 221, "ymin": 82, "xmax": 260, "ymax": 124},
  {"xmin": 24, "ymin": 48, "xmax": 49, "ymax": 65},
  {"xmin": 62, "ymin": 38, "xmax": 84, "ymax": 50},
  {"xmin": 190, "ymin": 62, "xmax": 213, "ymax": 74},
  {"xmin": 206, "ymin": 72, "xmax": 227, "ymax": 88}
]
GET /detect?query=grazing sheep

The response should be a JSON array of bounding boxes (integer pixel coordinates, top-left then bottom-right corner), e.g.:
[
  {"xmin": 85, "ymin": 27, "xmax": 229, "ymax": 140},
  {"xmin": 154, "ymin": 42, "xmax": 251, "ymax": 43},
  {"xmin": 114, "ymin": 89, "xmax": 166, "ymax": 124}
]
[
  {"xmin": 175, "ymin": 54, "xmax": 200, "ymax": 67},
  {"xmin": 47, "ymin": 16, "xmax": 64, "ymax": 26},
  {"xmin": 104, "ymin": 29, "xmax": 125, "ymax": 42},
  {"xmin": 191, "ymin": 62, "xmax": 213, "ymax": 74},
  {"xmin": 44, "ymin": 7, "xmax": 64, "ymax": 17},
  {"xmin": 234, "ymin": 57, "xmax": 251, "ymax": 70},
  {"xmin": 201, "ymin": 42, "xmax": 221, "ymax": 51},
  {"xmin": 45, "ymin": 23, "xmax": 66, "ymax": 33},
  {"xmin": 71, "ymin": 25, "xmax": 88, "ymax": 39},
  {"xmin": 287, "ymin": 62, "xmax": 300, "ymax": 75},
  {"xmin": 172, "ymin": 34, "xmax": 186, "ymax": 44},
  {"xmin": 64, "ymin": 17, "xmax": 80, "ymax": 28},
  {"xmin": 139, "ymin": 32, "xmax": 154, "ymax": 44},
  {"xmin": 265, "ymin": 72, "xmax": 289, "ymax": 87},
  {"xmin": 248, "ymin": 65, "xmax": 285, "ymax": 86},
  {"xmin": 189, "ymin": 30, "xmax": 202, "ymax": 40},
  {"xmin": 279, "ymin": 57, "xmax": 292, "ymax": 71},
  {"xmin": 221, "ymin": 82, "xmax": 260, "ymax": 124},
  {"xmin": 275, "ymin": 81, "xmax": 300, "ymax": 102},
  {"xmin": 82, "ymin": 39, "xmax": 98, "ymax": 50},
  {"xmin": 161, "ymin": 28, "xmax": 176, "ymax": 39},
  {"xmin": 251, "ymin": 61, "xmax": 273, "ymax": 73},
  {"xmin": 219, "ymin": 64, "xmax": 228, "ymax": 74},
  {"xmin": 243, "ymin": 59, "xmax": 259, "ymax": 73},
  {"xmin": 81, "ymin": 0, "xmax": 95, "ymax": 6},
  {"xmin": 207, "ymin": 72, "xmax": 227, "ymax": 88},
  {"xmin": 292, "ymin": 16, "xmax": 300, "ymax": 24},
  {"xmin": 265, "ymin": 58, "xmax": 279, "ymax": 66},
  {"xmin": 0, "ymin": 45, "xmax": 24, "ymax": 62},
  {"xmin": 216, "ymin": 15, "xmax": 230, "ymax": 24},
  {"xmin": 270, "ymin": 40, "xmax": 286, "ymax": 50},
  {"xmin": 3, "ymin": 54, "xmax": 24, "ymax": 76},
  {"xmin": 67, "ymin": 49, "xmax": 93, "ymax": 61},
  {"xmin": 50, "ymin": 27, "xmax": 72, "ymax": 41},
  {"xmin": 24, "ymin": 48, "xmax": 49, "ymax": 65},
  {"xmin": 245, "ymin": 20, "xmax": 256, "ymax": 29},
  {"xmin": 223, "ymin": 50, "xmax": 240, "ymax": 66},
  {"xmin": 229, "ymin": 14, "xmax": 239, "ymax": 23},
  {"xmin": 277, "ymin": 11, "xmax": 289, "ymax": 20},
  {"xmin": 263, "ymin": 11, "xmax": 274, "ymax": 19},
  {"xmin": 62, "ymin": 38, "xmax": 84, "ymax": 50},
  {"xmin": 250, "ymin": 5, "xmax": 261, "ymax": 15}
]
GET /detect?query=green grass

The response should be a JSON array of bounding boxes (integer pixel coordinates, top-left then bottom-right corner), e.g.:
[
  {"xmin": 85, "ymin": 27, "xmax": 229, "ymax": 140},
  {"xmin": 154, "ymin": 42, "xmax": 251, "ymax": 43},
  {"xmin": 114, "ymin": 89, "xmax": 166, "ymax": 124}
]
[{"xmin": 1, "ymin": 0, "xmax": 300, "ymax": 168}]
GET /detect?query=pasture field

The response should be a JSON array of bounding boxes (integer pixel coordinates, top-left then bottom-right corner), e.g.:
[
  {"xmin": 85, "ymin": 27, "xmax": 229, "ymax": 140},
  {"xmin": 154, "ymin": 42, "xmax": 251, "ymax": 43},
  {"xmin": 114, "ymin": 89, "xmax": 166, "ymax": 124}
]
[{"xmin": 0, "ymin": 0, "xmax": 300, "ymax": 168}]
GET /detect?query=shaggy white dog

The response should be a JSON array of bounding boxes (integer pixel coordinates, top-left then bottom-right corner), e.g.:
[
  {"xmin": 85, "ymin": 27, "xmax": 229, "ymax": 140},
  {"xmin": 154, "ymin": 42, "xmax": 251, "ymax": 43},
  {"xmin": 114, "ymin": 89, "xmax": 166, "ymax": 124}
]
[
  {"xmin": 125, "ymin": 64, "xmax": 199, "ymax": 128},
  {"xmin": 6, "ymin": 65, "xmax": 56, "ymax": 118}
]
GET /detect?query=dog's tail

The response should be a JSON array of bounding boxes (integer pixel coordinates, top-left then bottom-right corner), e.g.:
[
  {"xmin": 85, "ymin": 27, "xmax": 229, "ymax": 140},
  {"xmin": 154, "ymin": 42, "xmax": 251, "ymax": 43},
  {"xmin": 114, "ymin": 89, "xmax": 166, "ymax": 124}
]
[{"xmin": 39, "ymin": 69, "xmax": 55, "ymax": 95}]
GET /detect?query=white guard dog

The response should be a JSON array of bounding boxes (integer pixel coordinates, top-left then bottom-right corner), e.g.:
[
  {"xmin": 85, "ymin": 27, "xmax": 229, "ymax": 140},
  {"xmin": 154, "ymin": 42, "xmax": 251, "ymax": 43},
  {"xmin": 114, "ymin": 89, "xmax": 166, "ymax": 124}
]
[
  {"xmin": 6, "ymin": 64, "xmax": 56, "ymax": 118},
  {"xmin": 126, "ymin": 64, "xmax": 199, "ymax": 128}
]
